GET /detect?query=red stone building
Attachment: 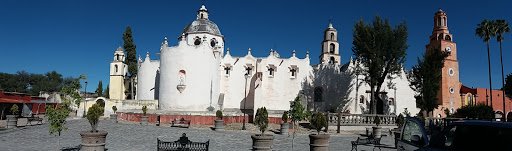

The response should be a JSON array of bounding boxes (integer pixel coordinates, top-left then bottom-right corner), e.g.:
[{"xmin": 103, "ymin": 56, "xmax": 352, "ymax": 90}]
[{"xmin": 460, "ymin": 85, "xmax": 512, "ymax": 121}]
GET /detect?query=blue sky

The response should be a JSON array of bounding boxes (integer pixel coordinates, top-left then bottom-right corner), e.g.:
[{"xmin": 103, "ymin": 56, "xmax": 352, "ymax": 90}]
[{"xmin": 1, "ymin": 0, "xmax": 511, "ymax": 92}]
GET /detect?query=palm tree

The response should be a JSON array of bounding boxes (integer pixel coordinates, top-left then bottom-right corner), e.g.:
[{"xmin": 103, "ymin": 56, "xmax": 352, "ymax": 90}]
[
  {"xmin": 495, "ymin": 19, "xmax": 510, "ymax": 120},
  {"xmin": 476, "ymin": 19, "xmax": 496, "ymax": 109}
]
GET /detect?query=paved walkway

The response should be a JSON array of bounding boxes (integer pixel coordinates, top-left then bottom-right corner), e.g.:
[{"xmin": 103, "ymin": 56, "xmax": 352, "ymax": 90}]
[{"xmin": 0, "ymin": 118, "xmax": 396, "ymax": 151}]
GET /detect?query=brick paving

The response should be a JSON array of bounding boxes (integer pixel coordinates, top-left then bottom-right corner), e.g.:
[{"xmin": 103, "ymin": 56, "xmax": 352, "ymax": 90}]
[{"xmin": 0, "ymin": 118, "xmax": 396, "ymax": 151}]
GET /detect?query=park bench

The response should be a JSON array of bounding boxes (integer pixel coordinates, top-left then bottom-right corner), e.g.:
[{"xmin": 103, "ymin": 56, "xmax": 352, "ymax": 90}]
[
  {"xmin": 157, "ymin": 133, "xmax": 209, "ymax": 151},
  {"xmin": 171, "ymin": 118, "xmax": 191, "ymax": 128},
  {"xmin": 26, "ymin": 115, "xmax": 43, "ymax": 126},
  {"xmin": 351, "ymin": 136, "xmax": 382, "ymax": 151}
]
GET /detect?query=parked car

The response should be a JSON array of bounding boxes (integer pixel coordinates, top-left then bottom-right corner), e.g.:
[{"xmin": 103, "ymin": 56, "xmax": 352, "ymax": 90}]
[{"xmin": 397, "ymin": 117, "xmax": 512, "ymax": 151}]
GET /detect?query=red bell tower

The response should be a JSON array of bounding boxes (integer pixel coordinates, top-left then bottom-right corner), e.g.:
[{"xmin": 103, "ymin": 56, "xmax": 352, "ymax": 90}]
[{"xmin": 425, "ymin": 9, "xmax": 460, "ymax": 117}]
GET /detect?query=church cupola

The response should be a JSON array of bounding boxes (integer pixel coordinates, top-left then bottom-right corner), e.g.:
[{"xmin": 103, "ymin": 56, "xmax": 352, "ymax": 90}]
[
  {"xmin": 197, "ymin": 5, "xmax": 209, "ymax": 20},
  {"xmin": 319, "ymin": 22, "xmax": 340, "ymax": 65},
  {"xmin": 434, "ymin": 9, "xmax": 448, "ymax": 31}
]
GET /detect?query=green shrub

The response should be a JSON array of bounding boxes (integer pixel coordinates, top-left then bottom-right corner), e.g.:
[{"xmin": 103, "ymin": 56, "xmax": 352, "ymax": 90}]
[
  {"xmin": 10, "ymin": 104, "xmax": 19, "ymax": 115},
  {"xmin": 310, "ymin": 112, "xmax": 327, "ymax": 134},
  {"xmin": 397, "ymin": 114, "xmax": 405, "ymax": 128},
  {"xmin": 112, "ymin": 106, "xmax": 117, "ymax": 113},
  {"xmin": 86, "ymin": 104, "xmax": 104, "ymax": 132},
  {"xmin": 142, "ymin": 106, "xmax": 148, "ymax": 116},
  {"xmin": 455, "ymin": 103, "xmax": 494, "ymax": 120},
  {"xmin": 282, "ymin": 112, "xmax": 288, "ymax": 123},
  {"xmin": 216, "ymin": 110, "xmax": 223, "ymax": 120},
  {"xmin": 255, "ymin": 107, "xmax": 269, "ymax": 134},
  {"xmin": 374, "ymin": 116, "xmax": 381, "ymax": 126}
]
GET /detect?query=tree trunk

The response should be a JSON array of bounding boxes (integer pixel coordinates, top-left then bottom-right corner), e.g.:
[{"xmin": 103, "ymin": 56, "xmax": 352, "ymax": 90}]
[
  {"xmin": 371, "ymin": 86, "xmax": 376, "ymax": 114},
  {"xmin": 500, "ymin": 40, "xmax": 506, "ymax": 121},
  {"xmin": 487, "ymin": 41, "xmax": 493, "ymax": 110}
]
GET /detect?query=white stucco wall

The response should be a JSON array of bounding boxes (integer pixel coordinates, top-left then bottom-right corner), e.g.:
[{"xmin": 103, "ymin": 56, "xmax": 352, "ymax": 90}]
[
  {"xmin": 159, "ymin": 37, "xmax": 220, "ymax": 111},
  {"xmin": 137, "ymin": 54, "xmax": 160, "ymax": 100}
]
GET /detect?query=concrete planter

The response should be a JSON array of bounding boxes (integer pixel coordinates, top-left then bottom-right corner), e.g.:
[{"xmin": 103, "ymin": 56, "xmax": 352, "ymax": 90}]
[
  {"xmin": 214, "ymin": 120, "xmax": 223, "ymax": 131},
  {"xmin": 309, "ymin": 134, "xmax": 330, "ymax": 151},
  {"xmin": 140, "ymin": 116, "xmax": 149, "ymax": 125},
  {"xmin": 280, "ymin": 123, "xmax": 289, "ymax": 135},
  {"xmin": 251, "ymin": 134, "xmax": 274, "ymax": 151},
  {"xmin": 372, "ymin": 126, "xmax": 382, "ymax": 138},
  {"xmin": 6, "ymin": 115, "xmax": 17, "ymax": 129},
  {"xmin": 80, "ymin": 130, "xmax": 108, "ymax": 151},
  {"xmin": 110, "ymin": 114, "xmax": 118, "ymax": 123}
]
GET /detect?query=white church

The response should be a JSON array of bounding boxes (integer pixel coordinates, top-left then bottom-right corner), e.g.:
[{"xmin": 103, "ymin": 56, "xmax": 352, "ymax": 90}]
[{"xmin": 107, "ymin": 4, "xmax": 419, "ymax": 119}]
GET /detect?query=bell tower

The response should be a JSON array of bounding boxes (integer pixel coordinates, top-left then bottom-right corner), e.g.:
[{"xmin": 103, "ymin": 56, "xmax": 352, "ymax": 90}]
[
  {"xmin": 109, "ymin": 46, "xmax": 128, "ymax": 100},
  {"xmin": 319, "ymin": 23, "xmax": 340, "ymax": 65},
  {"xmin": 426, "ymin": 9, "xmax": 460, "ymax": 117}
]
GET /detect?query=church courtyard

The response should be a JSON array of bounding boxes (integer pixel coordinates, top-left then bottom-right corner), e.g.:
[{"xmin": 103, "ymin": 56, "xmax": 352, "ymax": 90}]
[{"xmin": 0, "ymin": 118, "xmax": 396, "ymax": 151}]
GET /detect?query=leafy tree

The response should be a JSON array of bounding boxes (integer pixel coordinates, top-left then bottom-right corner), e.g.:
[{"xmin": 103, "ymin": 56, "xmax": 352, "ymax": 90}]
[
  {"xmin": 123, "ymin": 26, "xmax": 137, "ymax": 99},
  {"xmin": 96, "ymin": 81, "xmax": 103, "ymax": 97},
  {"xmin": 352, "ymin": 15, "xmax": 408, "ymax": 114},
  {"xmin": 454, "ymin": 103, "xmax": 494, "ymax": 120},
  {"xmin": 288, "ymin": 95, "xmax": 307, "ymax": 150},
  {"xmin": 254, "ymin": 107, "xmax": 269, "ymax": 134},
  {"xmin": 61, "ymin": 75, "xmax": 83, "ymax": 107},
  {"xmin": 505, "ymin": 73, "xmax": 512, "ymax": 99},
  {"xmin": 45, "ymin": 101, "xmax": 71, "ymax": 150},
  {"xmin": 476, "ymin": 19, "xmax": 497, "ymax": 108},
  {"xmin": 408, "ymin": 48, "xmax": 449, "ymax": 117}
]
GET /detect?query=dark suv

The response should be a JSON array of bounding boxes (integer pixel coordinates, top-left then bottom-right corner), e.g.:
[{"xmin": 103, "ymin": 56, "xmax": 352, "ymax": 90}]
[{"xmin": 397, "ymin": 117, "xmax": 512, "ymax": 151}]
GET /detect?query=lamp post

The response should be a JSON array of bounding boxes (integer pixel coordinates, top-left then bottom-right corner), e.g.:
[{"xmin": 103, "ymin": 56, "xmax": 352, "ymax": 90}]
[
  {"xmin": 243, "ymin": 73, "xmax": 249, "ymax": 130},
  {"xmin": 83, "ymin": 81, "xmax": 88, "ymax": 118},
  {"xmin": 486, "ymin": 95, "xmax": 489, "ymax": 106}
]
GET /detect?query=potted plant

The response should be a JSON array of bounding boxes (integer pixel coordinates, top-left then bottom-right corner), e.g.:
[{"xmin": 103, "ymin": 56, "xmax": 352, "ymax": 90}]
[
  {"xmin": 214, "ymin": 110, "xmax": 223, "ymax": 131},
  {"xmin": 80, "ymin": 104, "xmax": 108, "ymax": 151},
  {"xmin": 251, "ymin": 107, "xmax": 274, "ymax": 150},
  {"xmin": 309, "ymin": 112, "xmax": 330, "ymax": 151},
  {"xmin": 110, "ymin": 106, "xmax": 118, "ymax": 123},
  {"xmin": 280, "ymin": 111, "xmax": 289, "ymax": 135},
  {"xmin": 373, "ymin": 115, "xmax": 382, "ymax": 138},
  {"xmin": 140, "ymin": 105, "xmax": 148, "ymax": 125},
  {"xmin": 7, "ymin": 104, "xmax": 19, "ymax": 129}
]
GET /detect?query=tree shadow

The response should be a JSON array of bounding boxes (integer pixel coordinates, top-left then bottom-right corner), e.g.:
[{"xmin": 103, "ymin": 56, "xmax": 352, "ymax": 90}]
[{"xmin": 302, "ymin": 64, "xmax": 354, "ymax": 112}]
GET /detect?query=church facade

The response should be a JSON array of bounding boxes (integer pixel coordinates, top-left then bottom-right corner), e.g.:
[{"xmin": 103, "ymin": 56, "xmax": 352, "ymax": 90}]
[{"xmin": 109, "ymin": 4, "xmax": 421, "ymax": 117}]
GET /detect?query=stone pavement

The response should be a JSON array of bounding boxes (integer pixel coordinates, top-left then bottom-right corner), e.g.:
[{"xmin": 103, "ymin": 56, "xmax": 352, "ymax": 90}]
[{"xmin": 0, "ymin": 118, "xmax": 396, "ymax": 151}]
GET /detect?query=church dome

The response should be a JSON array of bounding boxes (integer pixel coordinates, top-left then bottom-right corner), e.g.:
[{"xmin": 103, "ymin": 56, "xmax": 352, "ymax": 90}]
[{"xmin": 181, "ymin": 19, "xmax": 222, "ymax": 36}]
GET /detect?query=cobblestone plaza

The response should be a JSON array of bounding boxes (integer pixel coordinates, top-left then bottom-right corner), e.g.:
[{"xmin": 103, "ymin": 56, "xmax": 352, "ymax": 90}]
[{"xmin": 0, "ymin": 119, "xmax": 396, "ymax": 151}]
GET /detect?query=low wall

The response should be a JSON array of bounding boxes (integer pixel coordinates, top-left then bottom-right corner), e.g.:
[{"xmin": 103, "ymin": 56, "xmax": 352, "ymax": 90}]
[{"xmin": 116, "ymin": 111, "xmax": 286, "ymax": 125}]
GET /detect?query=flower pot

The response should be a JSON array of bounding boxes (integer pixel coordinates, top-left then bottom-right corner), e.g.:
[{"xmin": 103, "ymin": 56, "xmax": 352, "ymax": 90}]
[
  {"xmin": 251, "ymin": 134, "xmax": 275, "ymax": 151},
  {"xmin": 6, "ymin": 115, "xmax": 18, "ymax": 129},
  {"xmin": 110, "ymin": 114, "xmax": 118, "ymax": 123},
  {"xmin": 214, "ymin": 120, "xmax": 223, "ymax": 131},
  {"xmin": 80, "ymin": 130, "xmax": 108, "ymax": 151},
  {"xmin": 141, "ymin": 116, "xmax": 149, "ymax": 125},
  {"xmin": 373, "ymin": 126, "xmax": 382, "ymax": 138},
  {"xmin": 309, "ymin": 133, "xmax": 330, "ymax": 151},
  {"xmin": 280, "ymin": 123, "xmax": 289, "ymax": 135}
]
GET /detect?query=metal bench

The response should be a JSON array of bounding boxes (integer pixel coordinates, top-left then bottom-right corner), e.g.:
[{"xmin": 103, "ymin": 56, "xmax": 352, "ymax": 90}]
[
  {"xmin": 171, "ymin": 118, "xmax": 191, "ymax": 128},
  {"xmin": 351, "ymin": 136, "xmax": 382, "ymax": 151},
  {"xmin": 157, "ymin": 133, "xmax": 209, "ymax": 151}
]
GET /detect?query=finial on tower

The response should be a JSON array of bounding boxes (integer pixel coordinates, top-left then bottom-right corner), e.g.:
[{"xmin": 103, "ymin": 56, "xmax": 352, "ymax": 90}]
[
  {"xmin": 292, "ymin": 50, "xmax": 296, "ymax": 57},
  {"xmin": 306, "ymin": 51, "xmax": 309, "ymax": 58},
  {"xmin": 248, "ymin": 48, "xmax": 252, "ymax": 55}
]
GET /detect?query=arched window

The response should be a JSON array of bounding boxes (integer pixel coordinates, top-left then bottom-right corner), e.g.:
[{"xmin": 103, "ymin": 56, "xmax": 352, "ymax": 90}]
[
  {"xmin": 329, "ymin": 57, "xmax": 335, "ymax": 64},
  {"xmin": 116, "ymin": 54, "xmax": 119, "ymax": 61},
  {"xmin": 330, "ymin": 33, "xmax": 335, "ymax": 40},
  {"xmin": 329, "ymin": 43, "xmax": 335, "ymax": 54},
  {"xmin": 359, "ymin": 95, "xmax": 365, "ymax": 104},
  {"xmin": 115, "ymin": 65, "xmax": 118, "ymax": 72},
  {"xmin": 389, "ymin": 98, "xmax": 394, "ymax": 105},
  {"xmin": 194, "ymin": 36, "xmax": 201, "ymax": 45},
  {"xmin": 210, "ymin": 38, "xmax": 216, "ymax": 47},
  {"xmin": 314, "ymin": 87, "xmax": 323, "ymax": 102},
  {"xmin": 445, "ymin": 35, "xmax": 451, "ymax": 41},
  {"xmin": 438, "ymin": 17, "xmax": 441, "ymax": 26},
  {"xmin": 444, "ymin": 17, "xmax": 447, "ymax": 26},
  {"xmin": 201, "ymin": 14, "xmax": 204, "ymax": 19}
]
